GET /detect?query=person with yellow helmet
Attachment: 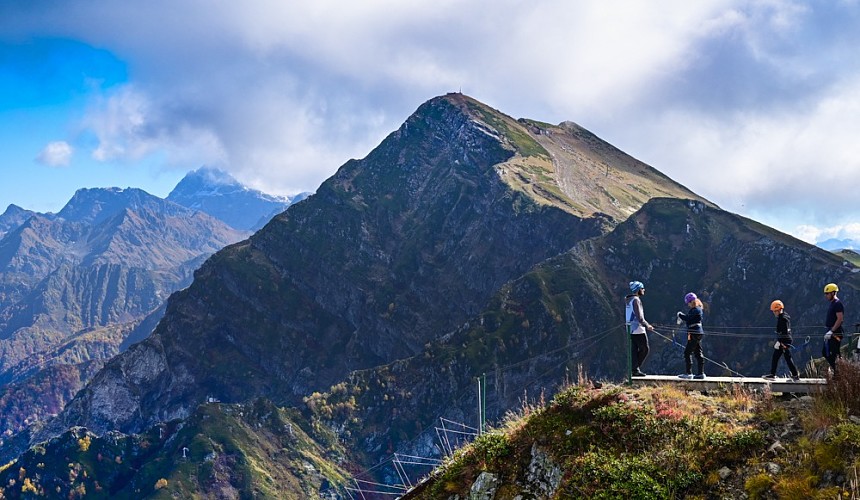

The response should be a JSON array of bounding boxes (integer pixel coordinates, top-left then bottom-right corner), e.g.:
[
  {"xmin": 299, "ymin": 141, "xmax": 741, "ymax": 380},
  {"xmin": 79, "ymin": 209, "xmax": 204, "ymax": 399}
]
[
  {"xmin": 762, "ymin": 300, "xmax": 800, "ymax": 380},
  {"xmin": 822, "ymin": 283, "xmax": 844, "ymax": 374}
]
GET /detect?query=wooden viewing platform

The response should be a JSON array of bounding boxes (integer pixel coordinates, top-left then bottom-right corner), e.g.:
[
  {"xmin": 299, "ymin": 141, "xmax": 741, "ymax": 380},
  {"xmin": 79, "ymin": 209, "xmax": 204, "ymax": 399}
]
[{"xmin": 629, "ymin": 374, "xmax": 826, "ymax": 394}]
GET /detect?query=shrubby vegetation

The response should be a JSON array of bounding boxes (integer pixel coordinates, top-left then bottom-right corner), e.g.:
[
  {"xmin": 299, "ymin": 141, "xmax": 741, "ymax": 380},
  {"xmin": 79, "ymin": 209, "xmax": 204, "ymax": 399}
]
[
  {"xmin": 408, "ymin": 361, "xmax": 860, "ymax": 499},
  {"xmin": 0, "ymin": 399, "xmax": 351, "ymax": 499}
]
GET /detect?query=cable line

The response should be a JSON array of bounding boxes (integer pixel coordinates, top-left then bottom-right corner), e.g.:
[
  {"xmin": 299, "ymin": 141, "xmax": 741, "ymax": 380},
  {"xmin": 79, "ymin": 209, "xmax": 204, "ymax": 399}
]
[
  {"xmin": 348, "ymin": 323, "xmax": 626, "ymax": 496},
  {"xmin": 650, "ymin": 328, "xmax": 746, "ymax": 377},
  {"xmin": 481, "ymin": 323, "xmax": 626, "ymax": 375},
  {"xmin": 499, "ymin": 328, "xmax": 616, "ymax": 406}
]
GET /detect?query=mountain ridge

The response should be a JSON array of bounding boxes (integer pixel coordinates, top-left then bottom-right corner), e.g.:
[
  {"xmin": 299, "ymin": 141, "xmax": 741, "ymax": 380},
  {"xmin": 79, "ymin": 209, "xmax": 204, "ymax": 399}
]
[
  {"xmin": 43, "ymin": 94, "xmax": 704, "ymax": 442},
  {"xmin": 13, "ymin": 93, "xmax": 856, "ymax": 496},
  {"xmin": 0, "ymin": 187, "xmax": 247, "ymax": 442}
]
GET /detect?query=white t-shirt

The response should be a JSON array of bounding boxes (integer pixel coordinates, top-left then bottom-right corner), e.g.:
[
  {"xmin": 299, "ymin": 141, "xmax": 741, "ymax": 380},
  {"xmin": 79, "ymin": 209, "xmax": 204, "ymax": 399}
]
[{"xmin": 626, "ymin": 296, "xmax": 647, "ymax": 334}]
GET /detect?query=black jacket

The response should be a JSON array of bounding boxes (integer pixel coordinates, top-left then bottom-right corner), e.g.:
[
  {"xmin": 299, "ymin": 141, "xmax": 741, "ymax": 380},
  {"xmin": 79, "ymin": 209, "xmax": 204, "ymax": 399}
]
[
  {"xmin": 775, "ymin": 312, "xmax": 792, "ymax": 342},
  {"xmin": 678, "ymin": 306, "xmax": 704, "ymax": 334}
]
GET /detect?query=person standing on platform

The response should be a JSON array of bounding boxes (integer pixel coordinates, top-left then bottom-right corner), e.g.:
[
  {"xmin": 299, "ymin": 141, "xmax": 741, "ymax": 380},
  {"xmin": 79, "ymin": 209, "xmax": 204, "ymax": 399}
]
[
  {"xmin": 677, "ymin": 292, "xmax": 705, "ymax": 379},
  {"xmin": 762, "ymin": 300, "xmax": 800, "ymax": 380},
  {"xmin": 625, "ymin": 281, "xmax": 654, "ymax": 377},
  {"xmin": 822, "ymin": 283, "xmax": 844, "ymax": 374}
]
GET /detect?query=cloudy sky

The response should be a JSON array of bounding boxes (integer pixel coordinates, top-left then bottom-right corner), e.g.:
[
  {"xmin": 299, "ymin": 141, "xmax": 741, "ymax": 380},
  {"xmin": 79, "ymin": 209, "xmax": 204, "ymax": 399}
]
[{"xmin": 2, "ymin": 0, "xmax": 859, "ymax": 244}]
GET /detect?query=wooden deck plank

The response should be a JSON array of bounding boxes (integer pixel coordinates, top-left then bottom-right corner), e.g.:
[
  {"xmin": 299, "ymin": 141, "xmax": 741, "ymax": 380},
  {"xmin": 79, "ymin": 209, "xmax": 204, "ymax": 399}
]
[{"xmin": 629, "ymin": 374, "xmax": 826, "ymax": 393}]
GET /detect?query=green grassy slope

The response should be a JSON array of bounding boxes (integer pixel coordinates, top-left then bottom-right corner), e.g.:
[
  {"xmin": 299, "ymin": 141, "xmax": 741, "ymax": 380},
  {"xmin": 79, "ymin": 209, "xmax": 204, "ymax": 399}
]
[
  {"xmin": 405, "ymin": 364, "xmax": 860, "ymax": 499},
  {"xmin": 0, "ymin": 399, "xmax": 350, "ymax": 499},
  {"xmin": 835, "ymin": 249, "xmax": 860, "ymax": 267}
]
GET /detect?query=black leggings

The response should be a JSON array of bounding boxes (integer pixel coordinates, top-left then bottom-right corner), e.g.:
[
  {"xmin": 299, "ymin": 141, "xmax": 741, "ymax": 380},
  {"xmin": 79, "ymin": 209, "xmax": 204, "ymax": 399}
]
[
  {"xmin": 684, "ymin": 333, "xmax": 704, "ymax": 375},
  {"xmin": 770, "ymin": 341, "xmax": 798, "ymax": 377},
  {"xmin": 822, "ymin": 336, "xmax": 842, "ymax": 371},
  {"xmin": 631, "ymin": 334, "xmax": 649, "ymax": 371}
]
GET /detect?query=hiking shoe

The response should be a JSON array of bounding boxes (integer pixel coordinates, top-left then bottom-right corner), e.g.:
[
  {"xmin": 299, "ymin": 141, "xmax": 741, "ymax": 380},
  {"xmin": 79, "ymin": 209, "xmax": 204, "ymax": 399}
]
[
  {"xmin": 632, "ymin": 369, "xmax": 646, "ymax": 377},
  {"xmin": 677, "ymin": 374, "xmax": 693, "ymax": 379},
  {"xmin": 693, "ymin": 373, "xmax": 706, "ymax": 380},
  {"xmin": 762, "ymin": 374, "xmax": 776, "ymax": 380},
  {"xmin": 791, "ymin": 374, "xmax": 801, "ymax": 381}
]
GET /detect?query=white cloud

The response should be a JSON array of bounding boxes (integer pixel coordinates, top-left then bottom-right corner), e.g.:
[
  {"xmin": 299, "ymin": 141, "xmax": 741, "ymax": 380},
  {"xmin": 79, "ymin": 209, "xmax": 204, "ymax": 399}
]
[
  {"xmin": 6, "ymin": 0, "xmax": 860, "ymax": 227},
  {"xmin": 84, "ymin": 86, "xmax": 226, "ymax": 167},
  {"xmin": 36, "ymin": 141, "xmax": 73, "ymax": 167},
  {"xmin": 793, "ymin": 225, "xmax": 822, "ymax": 244},
  {"xmin": 626, "ymin": 73, "xmax": 860, "ymax": 228},
  {"xmin": 794, "ymin": 223, "xmax": 860, "ymax": 245},
  {"xmin": 53, "ymin": 0, "xmax": 739, "ymax": 196}
]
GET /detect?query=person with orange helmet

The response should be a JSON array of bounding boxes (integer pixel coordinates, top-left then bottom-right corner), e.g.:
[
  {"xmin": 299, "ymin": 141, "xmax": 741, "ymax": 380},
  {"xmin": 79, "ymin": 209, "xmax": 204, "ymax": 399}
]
[
  {"xmin": 822, "ymin": 283, "xmax": 844, "ymax": 374},
  {"xmin": 762, "ymin": 300, "xmax": 800, "ymax": 380}
]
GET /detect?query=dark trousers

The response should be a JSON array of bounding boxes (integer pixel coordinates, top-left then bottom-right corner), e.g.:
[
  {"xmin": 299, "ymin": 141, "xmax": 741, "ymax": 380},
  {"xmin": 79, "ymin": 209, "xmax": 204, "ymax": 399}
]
[
  {"xmin": 684, "ymin": 333, "xmax": 704, "ymax": 375},
  {"xmin": 770, "ymin": 342, "xmax": 798, "ymax": 377},
  {"xmin": 631, "ymin": 334, "xmax": 649, "ymax": 371},
  {"xmin": 822, "ymin": 336, "xmax": 842, "ymax": 371}
]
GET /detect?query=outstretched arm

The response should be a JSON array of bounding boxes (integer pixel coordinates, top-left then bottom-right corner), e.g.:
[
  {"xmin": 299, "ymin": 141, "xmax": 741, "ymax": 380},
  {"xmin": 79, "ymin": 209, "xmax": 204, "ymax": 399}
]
[{"xmin": 634, "ymin": 299, "xmax": 653, "ymax": 330}]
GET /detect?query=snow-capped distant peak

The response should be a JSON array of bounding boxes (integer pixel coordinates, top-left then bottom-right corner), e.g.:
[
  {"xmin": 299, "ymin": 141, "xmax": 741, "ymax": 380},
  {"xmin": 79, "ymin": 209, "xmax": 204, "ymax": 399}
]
[{"xmin": 167, "ymin": 167, "xmax": 299, "ymax": 231}]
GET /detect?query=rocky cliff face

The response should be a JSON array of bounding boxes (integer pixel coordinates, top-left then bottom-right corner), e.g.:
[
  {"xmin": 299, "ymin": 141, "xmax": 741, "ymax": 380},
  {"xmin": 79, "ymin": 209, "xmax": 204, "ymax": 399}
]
[
  {"xmin": 0, "ymin": 190, "xmax": 244, "ymax": 373},
  {"xmin": 50, "ymin": 93, "xmax": 703, "ymax": 440},
  {"xmin": 0, "ymin": 214, "xmax": 81, "ymax": 305}
]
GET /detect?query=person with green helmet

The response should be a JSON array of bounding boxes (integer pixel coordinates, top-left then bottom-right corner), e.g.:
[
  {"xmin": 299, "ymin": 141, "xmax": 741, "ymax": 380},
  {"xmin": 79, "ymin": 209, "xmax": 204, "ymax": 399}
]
[
  {"xmin": 763, "ymin": 300, "xmax": 800, "ymax": 380},
  {"xmin": 822, "ymin": 283, "xmax": 844, "ymax": 374},
  {"xmin": 625, "ymin": 281, "xmax": 654, "ymax": 377}
]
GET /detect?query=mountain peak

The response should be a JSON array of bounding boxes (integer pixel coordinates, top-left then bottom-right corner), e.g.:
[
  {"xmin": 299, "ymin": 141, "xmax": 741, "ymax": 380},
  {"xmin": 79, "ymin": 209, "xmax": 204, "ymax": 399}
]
[
  {"xmin": 0, "ymin": 204, "xmax": 36, "ymax": 238},
  {"xmin": 168, "ymin": 167, "xmax": 246, "ymax": 197},
  {"xmin": 52, "ymin": 94, "xmax": 617, "ymax": 437},
  {"xmin": 167, "ymin": 167, "xmax": 294, "ymax": 230},
  {"xmin": 17, "ymin": 94, "xmax": 860, "ymax": 495},
  {"xmin": 407, "ymin": 93, "xmax": 545, "ymax": 158},
  {"xmin": 426, "ymin": 92, "xmax": 499, "ymax": 113},
  {"xmin": 56, "ymin": 187, "xmax": 177, "ymax": 226},
  {"xmin": 397, "ymin": 94, "xmax": 708, "ymax": 220},
  {"xmin": 1, "ymin": 204, "xmax": 29, "ymax": 217}
]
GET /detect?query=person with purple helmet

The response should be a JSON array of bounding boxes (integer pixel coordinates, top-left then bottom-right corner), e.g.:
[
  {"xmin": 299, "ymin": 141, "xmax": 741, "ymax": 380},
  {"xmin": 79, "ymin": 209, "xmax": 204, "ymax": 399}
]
[
  {"xmin": 677, "ymin": 292, "xmax": 705, "ymax": 379},
  {"xmin": 625, "ymin": 281, "xmax": 654, "ymax": 377}
]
